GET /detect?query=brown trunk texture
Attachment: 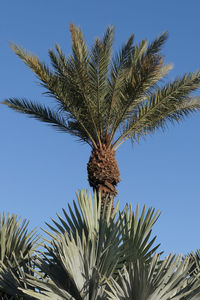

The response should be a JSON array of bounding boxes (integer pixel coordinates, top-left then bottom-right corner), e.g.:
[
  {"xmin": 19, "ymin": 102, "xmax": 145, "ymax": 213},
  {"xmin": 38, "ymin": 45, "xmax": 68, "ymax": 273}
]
[{"xmin": 87, "ymin": 145, "xmax": 121, "ymax": 212}]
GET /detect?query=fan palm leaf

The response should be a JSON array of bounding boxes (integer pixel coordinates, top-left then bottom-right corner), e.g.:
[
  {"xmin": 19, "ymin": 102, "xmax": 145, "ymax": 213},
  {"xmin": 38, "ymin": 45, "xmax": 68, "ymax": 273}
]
[
  {"xmin": 119, "ymin": 203, "xmax": 161, "ymax": 265},
  {"xmin": 0, "ymin": 213, "xmax": 38, "ymax": 266},
  {"xmin": 17, "ymin": 191, "xmax": 160, "ymax": 299},
  {"xmin": 186, "ymin": 249, "xmax": 200, "ymax": 281},
  {"xmin": 17, "ymin": 192, "xmax": 122, "ymax": 299},
  {"xmin": 106, "ymin": 254, "xmax": 200, "ymax": 300},
  {"xmin": 0, "ymin": 255, "xmax": 36, "ymax": 300},
  {"xmin": 0, "ymin": 213, "xmax": 38, "ymax": 299}
]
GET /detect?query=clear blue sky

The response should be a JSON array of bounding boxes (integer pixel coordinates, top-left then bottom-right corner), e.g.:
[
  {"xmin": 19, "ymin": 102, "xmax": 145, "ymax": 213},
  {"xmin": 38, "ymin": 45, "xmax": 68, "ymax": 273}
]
[{"xmin": 1, "ymin": 0, "xmax": 200, "ymax": 255}]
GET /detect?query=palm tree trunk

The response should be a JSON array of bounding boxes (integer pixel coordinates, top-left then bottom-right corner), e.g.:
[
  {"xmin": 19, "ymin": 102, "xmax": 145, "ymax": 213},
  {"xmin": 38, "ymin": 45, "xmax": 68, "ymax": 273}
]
[{"xmin": 87, "ymin": 144, "xmax": 121, "ymax": 213}]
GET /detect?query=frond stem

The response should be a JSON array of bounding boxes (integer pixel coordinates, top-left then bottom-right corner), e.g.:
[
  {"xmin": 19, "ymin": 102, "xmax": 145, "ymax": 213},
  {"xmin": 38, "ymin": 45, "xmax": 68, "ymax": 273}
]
[
  {"xmin": 113, "ymin": 76, "xmax": 200, "ymax": 149},
  {"xmin": 113, "ymin": 137, "xmax": 128, "ymax": 151}
]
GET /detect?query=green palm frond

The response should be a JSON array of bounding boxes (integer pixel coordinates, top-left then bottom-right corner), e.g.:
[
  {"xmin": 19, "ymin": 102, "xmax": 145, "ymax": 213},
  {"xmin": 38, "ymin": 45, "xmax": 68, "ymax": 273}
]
[
  {"xmin": 120, "ymin": 203, "xmax": 160, "ymax": 265},
  {"xmin": 108, "ymin": 33, "xmax": 174, "ymax": 142},
  {"xmin": 17, "ymin": 191, "xmax": 163, "ymax": 299},
  {"xmin": 3, "ymin": 98, "xmax": 71, "ymax": 133},
  {"xmin": 48, "ymin": 44, "xmax": 68, "ymax": 77},
  {"xmin": 113, "ymin": 72, "xmax": 200, "ymax": 148},
  {"xmin": 106, "ymin": 254, "xmax": 200, "ymax": 300},
  {"xmin": 44, "ymin": 191, "xmax": 119, "ymax": 240},
  {"xmin": 3, "ymin": 98, "xmax": 95, "ymax": 145},
  {"xmin": 5, "ymin": 26, "xmax": 200, "ymax": 151},
  {"xmin": 0, "ymin": 213, "xmax": 38, "ymax": 266},
  {"xmin": 0, "ymin": 255, "xmax": 36, "ymax": 300},
  {"xmin": 20, "ymin": 279, "xmax": 75, "ymax": 300},
  {"xmin": 0, "ymin": 213, "xmax": 38, "ymax": 299},
  {"xmin": 68, "ymin": 24, "xmax": 104, "ymax": 145},
  {"xmin": 19, "ymin": 192, "xmax": 122, "ymax": 299},
  {"xmin": 70, "ymin": 23, "xmax": 88, "ymax": 65},
  {"xmin": 106, "ymin": 34, "xmax": 135, "ymax": 135},
  {"xmin": 10, "ymin": 44, "xmax": 53, "ymax": 85},
  {"xmin": 11, "ymin": 41, "xmax": 94, "ymax": 135},
  {"xmin": 11, "ymin": 43, "xmax": 77, "ymax": 110},
  {"xmin": 88, "ymin": 26, "xmax": 114, "ymax": 139},
  {"xmin": 43, "ymin": 191, "xmax": 123, "ymax": 279},
  {"xmin": 145, "ymin": 31, "xmax": 168, "ymax": 56},
  {"xmin": 186, "ymin": 249, "xmax": 200, "ymax": 280}
]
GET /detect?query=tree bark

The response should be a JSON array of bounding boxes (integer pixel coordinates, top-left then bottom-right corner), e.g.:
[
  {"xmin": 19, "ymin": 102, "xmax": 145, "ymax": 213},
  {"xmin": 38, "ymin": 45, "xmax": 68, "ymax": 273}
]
[{"xmin": 87, "ymin": 144, "xmax": 121, "ymax": 213}]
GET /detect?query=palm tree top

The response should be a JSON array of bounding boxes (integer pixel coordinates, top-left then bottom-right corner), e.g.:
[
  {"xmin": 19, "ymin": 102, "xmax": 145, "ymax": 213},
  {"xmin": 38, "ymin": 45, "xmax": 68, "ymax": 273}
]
[{"xmin": 4, "ymin": 24, "xmax": 200, "ymax": 150}]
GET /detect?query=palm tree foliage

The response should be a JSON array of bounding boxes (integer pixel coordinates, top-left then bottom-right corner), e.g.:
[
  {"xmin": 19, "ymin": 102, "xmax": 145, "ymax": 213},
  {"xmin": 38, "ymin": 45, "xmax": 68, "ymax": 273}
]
[
  {"xmin": 187, "ymin": 250, "xmax": 200, "ymax": 280},
  {"xmin": 3, "ymin": 24, "xmax": 200, "ymax": 203},
  {"xmin": 20, "ymin": 191, "xmax": 160, "ymax": 299},
  {"xmin": 0, "ymin": 213, "xmax": 38, "ymax": 266},
  {"xmin": 106, "ymin": 254, "xmax": 200, "ymax": 300},
  {"xmin": 1, "ymin": 191, "xmax": 196, "ymax": 300},
  {"xmin": 0, "ymin": 213, "xmax": 38, "ymax": 299}
]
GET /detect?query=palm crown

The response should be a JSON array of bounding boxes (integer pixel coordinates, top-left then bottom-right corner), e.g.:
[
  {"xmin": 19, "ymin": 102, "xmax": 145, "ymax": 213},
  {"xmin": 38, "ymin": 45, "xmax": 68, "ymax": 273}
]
[{"xmin": 4, "ymin": 24, "xmax": 200, "ymax": 207}]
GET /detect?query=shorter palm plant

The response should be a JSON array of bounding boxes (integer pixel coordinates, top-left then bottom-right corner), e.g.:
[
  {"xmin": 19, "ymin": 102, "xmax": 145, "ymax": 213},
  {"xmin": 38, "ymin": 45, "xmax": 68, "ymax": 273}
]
[
  {"xmin": 3, "ymin": 191, "xmax": 198, "ymax": 300},
  {"xmin": 0, "ymin": 213, "xmax": 38, "ymax": 299},
  {"xmin": 107, "ymin": 254, "xmax": 200, "ymax": 300}
]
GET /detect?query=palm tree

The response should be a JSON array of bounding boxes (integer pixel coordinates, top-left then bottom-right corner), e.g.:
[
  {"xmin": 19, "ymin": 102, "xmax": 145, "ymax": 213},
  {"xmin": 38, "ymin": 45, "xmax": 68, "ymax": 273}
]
[
  {"xmin": 10, "ymin": 191, "xmax": 200, "ymax": 300},
  {"xmin": 106, "ymin": 254, "xmax": 200, "ymax": 300},
  {"xmin": 0, "ymin": 213, "xmax": 38, "ymax": 299},
  {"xmin": 3, "ymin": 25, "xmax": 200, "ymax": 208}
]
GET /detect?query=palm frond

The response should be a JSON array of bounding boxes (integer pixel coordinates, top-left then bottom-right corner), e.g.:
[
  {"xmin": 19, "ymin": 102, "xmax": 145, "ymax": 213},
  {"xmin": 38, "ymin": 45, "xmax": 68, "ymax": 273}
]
[
  {"xmin": 88, "ymin": 26, "xmax": 114, "ymax": 140},
  {"xmin": 5, "ymin": 27, "xmax": 200, "ymax": 153},
  {"xmin": 20, "ymin": 192, "xmax": 123, "ymax": 299},
  {"xmin": 120, "ymin": 204, "xmax": 160, "ymax": 265},
  {"xmin": 70, "ymin": 23, "xmax": 88, "ymax": 65},
  {"xmin": 10, "ymin": 43, "xmax": 90, "ymax": 130},
  {"xmin": 106, "ymin": 34, "xmax": 135, "ymax": 135},
  {"xmin": 18, "ymin": 191, "xmax": 164, "ymax": 299},
  {"xmin": 44, "ymin": 191, "xmax": 122, "ymax": 276},
  {"xmin": 4, "ymin": 97, "xmax": 99, "ymax": 147},
  {"xmin": 20, "ymin": 278, "xmax": 74, "ymax": 300},
  {"xmin": 68, "ymin": 25, "xmax": 107, "ymax": 146},
  {"xmin": 145, "ymin": 31, "xmax": 168, "ymax": 56},
  {"xmin": 48, "ymin": 44, "xmax": 68, "ymax": 77},
  {"xmin": 106, "ymin": 254, "xmax": 200, "ymax": 300},
  {"xmin": 108, "ymin": 33, "xmax": 173, "ymax": 142},
  {"xmin": 113, "ymin": 72, "xmax": 200, "ymax": 148},
  {"xmin": 0, "ymin": 255, "xmax": 36, "ymax": 299},
  {"xmin": 186, "ymin": 249, "xmax": 200, "ymax": 279},
  {"xmin": 3, "ymin": 98, "xmax": 71, "ymax": 133},
  {"xmin": 10, "ymin": 43, "xmax": 53, "ymax": 84},
  {"xmin": 0, "ymin": 213, "xmax": 38, "ymax": 266},
  {"xmin": 0, "ymin": 213, "xmax": 38, "ymax": 299}
]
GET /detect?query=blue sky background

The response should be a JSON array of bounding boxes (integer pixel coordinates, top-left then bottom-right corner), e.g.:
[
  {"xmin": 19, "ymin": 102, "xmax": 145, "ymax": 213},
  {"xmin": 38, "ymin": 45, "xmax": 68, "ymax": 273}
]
[{"xmin": 1, "ymin": 0, "xmax": 200, "ymax": 255}]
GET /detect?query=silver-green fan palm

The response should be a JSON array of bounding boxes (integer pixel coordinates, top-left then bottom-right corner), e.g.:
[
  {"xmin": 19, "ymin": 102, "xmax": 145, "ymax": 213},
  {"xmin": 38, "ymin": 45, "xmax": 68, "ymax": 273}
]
[
  {"xmin": 0, "ymin": 213, "xmax": 38, "ymax": 299},
  {"xmin": 18, "ymin": 191, "xmax": 160, "ymax": 299},
  {"xmin": 3, "ymin": 25, "xmax": 200, "ymax": 207},
  {"xmin": 119, "ymin": 203, "xmax": 160, "ymax": 264},
  {"xmin": 186, "ymin": 249, "xmax": 200, "ymax": 283},
  {"xmin": 106, "ymin": 254, "xmax": 200, "ymax": 300}
]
